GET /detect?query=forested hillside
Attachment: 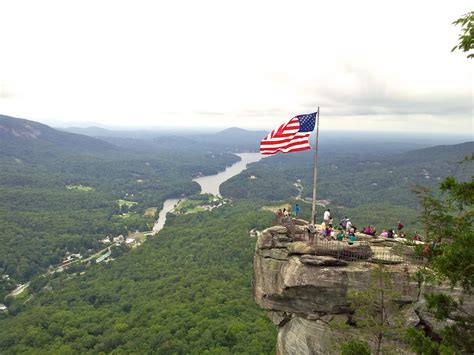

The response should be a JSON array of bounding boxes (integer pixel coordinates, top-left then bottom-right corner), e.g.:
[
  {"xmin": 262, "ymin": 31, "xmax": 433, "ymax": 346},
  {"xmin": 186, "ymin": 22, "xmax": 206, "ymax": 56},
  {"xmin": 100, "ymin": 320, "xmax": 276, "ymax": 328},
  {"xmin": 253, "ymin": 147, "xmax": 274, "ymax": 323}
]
[
  {"xmin": 0, "ymin": 116, "xmax": 240, "ymax": 285},
  {"xmin": 0, "ymin": 115, "xmax": 117, "ymax": 161},
  {"xmin": 0, "ymin": 201, "xmax": 276, "ymax": 354},
  {"xmin": 221, "ymin": 141, "xmax": 474, "ymax": 228}
]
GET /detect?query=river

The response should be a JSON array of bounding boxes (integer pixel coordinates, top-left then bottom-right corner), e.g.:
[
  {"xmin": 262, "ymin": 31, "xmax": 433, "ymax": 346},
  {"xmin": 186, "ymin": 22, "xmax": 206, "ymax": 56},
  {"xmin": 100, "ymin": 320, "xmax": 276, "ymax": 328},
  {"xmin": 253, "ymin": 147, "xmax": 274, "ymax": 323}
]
[
  {"xmin": 152, "ymin": 152, "xmax": 263, "ymax": 233},
  {"xmin": 193, "ymin": 152, "xmax": 263, "ymax": 196},
  {"xmin": 8, "ymin": 153, "xmax": 263, "ymax": 300}
]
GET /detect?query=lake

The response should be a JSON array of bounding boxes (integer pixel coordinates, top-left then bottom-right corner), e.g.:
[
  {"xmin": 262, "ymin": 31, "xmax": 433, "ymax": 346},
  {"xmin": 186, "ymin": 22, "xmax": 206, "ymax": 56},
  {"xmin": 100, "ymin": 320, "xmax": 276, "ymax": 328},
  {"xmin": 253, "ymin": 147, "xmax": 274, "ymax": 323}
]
[
  {"xmin": 152, "ymin": 152, "xmax": 263, "ymax": 233},
  {"xmin": 193, "ymin": 152, "xmax": 263, "ymax": 196}
]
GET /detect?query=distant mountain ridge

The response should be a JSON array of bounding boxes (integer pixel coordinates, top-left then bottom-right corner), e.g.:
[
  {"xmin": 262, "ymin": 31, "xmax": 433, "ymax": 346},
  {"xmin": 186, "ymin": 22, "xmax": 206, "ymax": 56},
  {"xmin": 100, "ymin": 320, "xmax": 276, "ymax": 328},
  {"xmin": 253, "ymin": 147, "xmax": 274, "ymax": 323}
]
[
  {"xmin": 61, "ymin": 124, "xmax": 267, "ymax": 152},
  {"xmin": 394, "ymin": 141, "xmax": 474, "ymax": 163},
  {"xmin": 220, "ymin": 140, "xmax": 474, "ymax": 213},
  {"xmin": 0, "ymin": 114, "xmax": 118, "ymax": 161},
  {"xmin": 191, "ymin": 127, "xmax": 267, "ymax": 151},
  {"xmin": 94, "ymin": 126, "xmax": 268, "ymax": 153},
  {"xmin": 59, "ymin": 126, "xmax": 119, "ymax": 137}
]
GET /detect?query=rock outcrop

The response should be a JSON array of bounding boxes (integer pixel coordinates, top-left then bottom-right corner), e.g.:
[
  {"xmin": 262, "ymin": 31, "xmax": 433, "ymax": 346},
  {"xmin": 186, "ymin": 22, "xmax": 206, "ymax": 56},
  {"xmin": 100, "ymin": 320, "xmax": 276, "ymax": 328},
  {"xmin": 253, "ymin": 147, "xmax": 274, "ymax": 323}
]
[{"xmin": 253, "ymin": 223, "xmax": 472, "ymax": 354}]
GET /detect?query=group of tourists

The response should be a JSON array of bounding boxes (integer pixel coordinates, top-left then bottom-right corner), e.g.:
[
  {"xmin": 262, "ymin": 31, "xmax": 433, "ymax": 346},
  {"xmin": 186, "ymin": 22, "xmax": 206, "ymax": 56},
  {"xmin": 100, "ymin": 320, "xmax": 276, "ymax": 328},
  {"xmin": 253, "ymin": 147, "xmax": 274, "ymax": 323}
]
[
  {"xmin": 275, "ymin": 204, "xmax": 302, "ymax": 224},
  {"xmin": 377, "ymin": 221, "xmax": 405, "ymax": 239},
  {"xmin": 307, "ymin": 209, "xmax": 358, "ymax": 245},
  {"xmin": 362, "ymin": 225, "xmax": 376, "ymax": 236},
  {"xmin": 275, "ymin": 205, "xmax": 410, "ymax": 246}
]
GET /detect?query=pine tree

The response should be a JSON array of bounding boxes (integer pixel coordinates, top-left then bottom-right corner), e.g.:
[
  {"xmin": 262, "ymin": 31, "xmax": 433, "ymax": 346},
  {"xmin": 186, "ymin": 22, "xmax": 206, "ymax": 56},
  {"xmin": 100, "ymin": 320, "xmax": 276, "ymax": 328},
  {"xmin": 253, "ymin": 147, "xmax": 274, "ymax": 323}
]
[{"xmin": 407, "ymin": 157, "xmax": 473, "ymax": 353}]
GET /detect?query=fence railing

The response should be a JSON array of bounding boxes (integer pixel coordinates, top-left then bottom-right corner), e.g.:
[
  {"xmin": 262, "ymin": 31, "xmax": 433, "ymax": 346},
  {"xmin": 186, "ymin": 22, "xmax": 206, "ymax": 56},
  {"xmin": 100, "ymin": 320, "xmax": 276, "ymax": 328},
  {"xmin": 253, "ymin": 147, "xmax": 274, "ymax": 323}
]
[
  {"xmin": 312, "ymin": 239, "xmax": 425, "ymax": 265},
  {"xmin": 271, "ymin": 217, "xmax": 425, "ymax": 265}
]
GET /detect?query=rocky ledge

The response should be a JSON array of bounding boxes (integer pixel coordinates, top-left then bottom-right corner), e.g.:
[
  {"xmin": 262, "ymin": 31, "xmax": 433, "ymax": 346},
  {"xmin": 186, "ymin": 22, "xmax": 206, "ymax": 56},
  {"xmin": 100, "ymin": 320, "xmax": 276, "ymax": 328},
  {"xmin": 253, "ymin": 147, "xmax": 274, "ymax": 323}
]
[{"xmin": 253, "ymin": 223, "xmax": 473, "ymax": 354}]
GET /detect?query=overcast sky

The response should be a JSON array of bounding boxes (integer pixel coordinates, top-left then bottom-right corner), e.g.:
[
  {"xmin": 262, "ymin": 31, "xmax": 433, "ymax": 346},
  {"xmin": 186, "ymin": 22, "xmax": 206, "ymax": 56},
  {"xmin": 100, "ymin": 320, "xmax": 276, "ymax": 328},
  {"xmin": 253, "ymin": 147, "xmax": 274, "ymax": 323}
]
[{"xmin": 0, "ymin": 0, "xmax": 472, "ymax": 134}]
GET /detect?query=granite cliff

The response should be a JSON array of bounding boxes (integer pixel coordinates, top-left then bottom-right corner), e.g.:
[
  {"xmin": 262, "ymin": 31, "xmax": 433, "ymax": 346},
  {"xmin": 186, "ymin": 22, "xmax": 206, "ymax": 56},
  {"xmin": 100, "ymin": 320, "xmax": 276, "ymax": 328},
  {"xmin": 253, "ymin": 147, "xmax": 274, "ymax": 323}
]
[{"xmin": 253, "ymin": 222, "xmax": 472, "ymax": 354}]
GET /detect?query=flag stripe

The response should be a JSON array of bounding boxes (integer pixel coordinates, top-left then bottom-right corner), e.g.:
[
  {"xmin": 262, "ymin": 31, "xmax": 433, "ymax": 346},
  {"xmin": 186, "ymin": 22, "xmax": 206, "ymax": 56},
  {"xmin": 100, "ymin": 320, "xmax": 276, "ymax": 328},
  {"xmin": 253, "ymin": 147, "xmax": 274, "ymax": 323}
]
[
  {"xmin": 260, "ymin": 140, "xmax": 310, "ymax": 151},
  {"xmin": 260, "ymin": 134, "xmax": 310, "ymax": 146},
  {"xmin": 260, "ymin": 112, "xmax": 317, "ymax": 155},
  {"xmin": 261, "ymin": 145, "xmax": 311, "ymax": 155},
  {"xmin": 260, "ymin": 139, "xmax": 310, "ymax": 153}
]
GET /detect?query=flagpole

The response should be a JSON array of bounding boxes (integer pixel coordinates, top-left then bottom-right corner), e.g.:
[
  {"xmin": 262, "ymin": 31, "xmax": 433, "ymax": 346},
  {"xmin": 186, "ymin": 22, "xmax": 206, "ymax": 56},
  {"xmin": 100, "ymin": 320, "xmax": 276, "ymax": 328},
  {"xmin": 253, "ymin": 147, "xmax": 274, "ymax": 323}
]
[{"xmin": 311, "ymin": 107, "xmax": 320, "ymax": 225}]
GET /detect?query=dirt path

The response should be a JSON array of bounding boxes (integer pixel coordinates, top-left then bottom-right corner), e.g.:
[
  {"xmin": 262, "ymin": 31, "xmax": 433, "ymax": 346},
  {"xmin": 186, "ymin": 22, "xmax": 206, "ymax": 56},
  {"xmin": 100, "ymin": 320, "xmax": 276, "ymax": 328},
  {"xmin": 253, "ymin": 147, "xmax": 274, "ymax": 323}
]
[{"xmin": 8, "ymin": 282, "xmax": 30, "ymax": 297}]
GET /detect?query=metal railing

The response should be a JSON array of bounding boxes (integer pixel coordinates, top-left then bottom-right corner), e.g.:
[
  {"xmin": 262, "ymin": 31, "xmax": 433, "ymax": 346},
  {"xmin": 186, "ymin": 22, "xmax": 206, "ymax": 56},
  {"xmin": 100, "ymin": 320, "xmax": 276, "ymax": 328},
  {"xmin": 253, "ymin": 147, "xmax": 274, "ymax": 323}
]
[{"xmin": 271, "ymin": 217, "xmax": 425, "ymax": 265}]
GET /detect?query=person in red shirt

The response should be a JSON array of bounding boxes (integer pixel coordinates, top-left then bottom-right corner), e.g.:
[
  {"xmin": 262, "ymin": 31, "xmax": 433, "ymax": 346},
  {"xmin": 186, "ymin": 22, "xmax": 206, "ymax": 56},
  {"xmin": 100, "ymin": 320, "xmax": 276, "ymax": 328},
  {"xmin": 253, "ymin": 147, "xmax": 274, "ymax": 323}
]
[
  {"xmin": 276, "ymin": 209, "xmax": 283, "ymax": 224},
  {"xmin": 397, "ymin": 221, "xmax": 404, "ymax": 237}
]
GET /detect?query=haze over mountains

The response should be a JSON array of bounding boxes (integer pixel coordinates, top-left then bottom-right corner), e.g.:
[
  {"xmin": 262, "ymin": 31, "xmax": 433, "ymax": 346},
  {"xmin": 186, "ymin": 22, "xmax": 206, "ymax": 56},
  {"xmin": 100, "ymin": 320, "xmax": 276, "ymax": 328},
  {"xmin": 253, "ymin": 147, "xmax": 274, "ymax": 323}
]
[
  {"xmin": 0, "ymin": 115, "xmax": 117, "ymax": 160},
  {"xmin": 1, "ymin": 113, "xmax": 472, "ymax": 181}
]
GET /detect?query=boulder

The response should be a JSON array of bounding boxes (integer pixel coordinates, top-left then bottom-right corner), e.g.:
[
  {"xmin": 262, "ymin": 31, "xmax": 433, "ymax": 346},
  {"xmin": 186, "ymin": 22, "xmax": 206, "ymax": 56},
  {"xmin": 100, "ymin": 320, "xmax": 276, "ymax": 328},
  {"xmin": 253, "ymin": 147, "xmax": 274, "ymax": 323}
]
[
  {"xmin": 254, "ymin": 252, "xmax": 420, "ymax": 315},
  {"xmin": 415, "ymin": 297, "xmax": 454, "ymax": 334},
  {"xmin": 277, "ymin": 235, "xmax": 292, "ymax": 243},
  {"xmin": 300, "ymin": 255, "xmax": 348, "ymax": 267},
  {"xmin": 288, "ymin": 242, "xmax": 315, "ymax": 255},
  {"xmin": 401, "ymin": 305, "xmax": 420, "ymax": 327},
  {"xmin": 294, "ymin": 225, "xmax": 307, "ymax": 235},
  {"xmin": 259, "ymin": 248, "xmax": 289, "ymax": 261},
  {"xmin": 274, "ymin": 241, "xmax": 291, "ymax": 249},
  {"xmin": 319, "ymin": 314, "xmax": 333, "ymax": 323},
  {"xmin": 267, "ymin": 225, "xmax": 289, "ymax": 235},
  {"xmin": 268, "ymin": 311, "xmax": 289, "ymax": 326},
  {"xmin": 306, "ymin": 313, "xmax": 322, "ymax": 321},
  {"xmin": 276, "ymin": 317, "xmax": 344, "ymax": 355},
  {"xmin": 256, "ymin": 231, "xmax": 274, "ymax": 249},
  {"xmin": 255, "ymin": 256, "xmax": 357, "ymax": 314},
  {"xmin": 257, "ymin": 228, "xmax": 292, "ymax": 250}
]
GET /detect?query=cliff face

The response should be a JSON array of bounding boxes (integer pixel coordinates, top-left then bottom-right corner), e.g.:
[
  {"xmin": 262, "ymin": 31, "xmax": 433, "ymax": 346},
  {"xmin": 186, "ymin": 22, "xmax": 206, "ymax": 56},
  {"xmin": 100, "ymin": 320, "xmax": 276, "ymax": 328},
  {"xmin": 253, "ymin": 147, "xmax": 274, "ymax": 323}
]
[{"xmin": 253, "ymin": 223, "xmax": 472, "ymax": 354}]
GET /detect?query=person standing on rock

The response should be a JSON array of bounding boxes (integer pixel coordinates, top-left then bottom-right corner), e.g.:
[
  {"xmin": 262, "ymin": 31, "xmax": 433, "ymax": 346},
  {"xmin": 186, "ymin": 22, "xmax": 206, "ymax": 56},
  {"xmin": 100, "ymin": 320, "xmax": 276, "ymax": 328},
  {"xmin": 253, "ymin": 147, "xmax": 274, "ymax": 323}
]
[
  {"xmin": 276, "ymin": 209, "xmax": 283, "ymax": 224},
  {"xmin": 323, "ymin": 209, "xmax": 331, "ymax": 225},
  {"xmin": 339, "ymin": 216, "xmax": 348, "ymax": 230},
  {"xmin": 345, "ymin": 219, "xmax": 352, "ymax": 234},
  {"xmin": 306, "ymin": 224, "xmax": 316, "ymax": 244},
  {"xmin": 397, "ymin": 220, "xmax": 404, "ymax": 237},
  {"xmin": 348, "ymin": 230, "xmax": 357, "ymax": 245},
  {"xmin": 336, "ymin": 227, "xmax": 345, "ymax": 241},
  {"xmin": 387, "ymin": 229, "xmax": 394, "ymax": 238},
  {"xmin": 294, "ymin": 204, "xmax": 301, "ymax": 218}
]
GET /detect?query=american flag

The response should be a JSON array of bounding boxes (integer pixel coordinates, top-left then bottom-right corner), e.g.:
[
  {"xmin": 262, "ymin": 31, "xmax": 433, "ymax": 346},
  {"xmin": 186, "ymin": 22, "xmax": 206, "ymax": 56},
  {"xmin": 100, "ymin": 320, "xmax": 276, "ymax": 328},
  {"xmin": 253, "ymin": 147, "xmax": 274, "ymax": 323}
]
[{"xmin": 260, "ymin": 112, "xmax": 317, "ymax": 155}]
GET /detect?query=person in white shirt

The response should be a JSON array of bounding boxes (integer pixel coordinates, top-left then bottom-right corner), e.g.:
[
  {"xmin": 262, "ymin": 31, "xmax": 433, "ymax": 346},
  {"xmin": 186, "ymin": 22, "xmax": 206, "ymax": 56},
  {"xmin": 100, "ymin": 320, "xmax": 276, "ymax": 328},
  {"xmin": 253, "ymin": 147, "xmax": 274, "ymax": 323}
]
[
  {"xmin": 323, "ymin": 209, "xmax": 331, "ymax": 225},
  {"xmin": 346, "ymin": 219, "xmax": 352, "ymax": 234}
]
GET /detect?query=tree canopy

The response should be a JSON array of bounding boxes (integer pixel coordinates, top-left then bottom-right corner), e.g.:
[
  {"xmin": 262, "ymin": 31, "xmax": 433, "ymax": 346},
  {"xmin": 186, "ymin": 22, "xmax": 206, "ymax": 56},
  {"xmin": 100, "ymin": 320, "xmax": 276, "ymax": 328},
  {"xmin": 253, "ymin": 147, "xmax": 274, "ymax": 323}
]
[{"xmin": 452, "ymin": 11, "xmax": 474, "ymax": 58}]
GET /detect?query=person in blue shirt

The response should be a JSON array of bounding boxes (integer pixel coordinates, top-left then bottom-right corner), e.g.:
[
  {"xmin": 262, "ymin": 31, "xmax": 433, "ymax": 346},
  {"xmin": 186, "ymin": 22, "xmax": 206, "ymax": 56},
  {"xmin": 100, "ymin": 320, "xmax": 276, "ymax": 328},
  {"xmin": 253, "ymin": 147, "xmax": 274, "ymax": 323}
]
[
  {"xmin": 348, "ymin": 232, "xmax": 357, "ymax": 245},
  {"xmin": 336, "ymin": 228, "xmax": 345, "ymax": 241},
  {"xmin": 294, "ymin": 204, "xmax": 301, "ymax": 218}
]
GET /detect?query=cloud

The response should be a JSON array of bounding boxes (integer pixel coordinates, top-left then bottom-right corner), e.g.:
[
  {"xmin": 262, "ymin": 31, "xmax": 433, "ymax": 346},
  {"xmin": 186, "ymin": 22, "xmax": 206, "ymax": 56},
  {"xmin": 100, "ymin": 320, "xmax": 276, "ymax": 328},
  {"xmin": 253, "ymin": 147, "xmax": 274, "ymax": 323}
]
[
  {"xmin": 0, "ymin": 0, "xmax": 471, "ymax": 134},
  {"xmin": 236, "ymin": 108, "xmax": 287, "ymax": 117},
  {"xmin": 302, "ymin": 65, "xmax": 472, "ymax": 117},
  {"xmin": 196, "ymin": 112, "xmax": 224, "ymax": 116}
]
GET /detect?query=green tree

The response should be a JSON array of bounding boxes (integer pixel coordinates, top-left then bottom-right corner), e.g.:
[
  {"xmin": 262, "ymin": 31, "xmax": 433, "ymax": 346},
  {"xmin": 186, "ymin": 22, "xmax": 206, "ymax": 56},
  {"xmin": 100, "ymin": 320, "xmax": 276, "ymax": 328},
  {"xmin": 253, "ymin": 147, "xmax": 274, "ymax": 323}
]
[
  {"xmin": 340, "ymin": 340, "xmax": 371, "ymax": 355},
  {"xmin": 407, "ymin": 159, "xmax": 473, "ymax": 354},
  {"xmin": 452, "ymin": 11, "xmax": 474, "ymax": 58},
  {"xmin": 345, "ymin": 264, "xmax": 404, "ymax": 355}
]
